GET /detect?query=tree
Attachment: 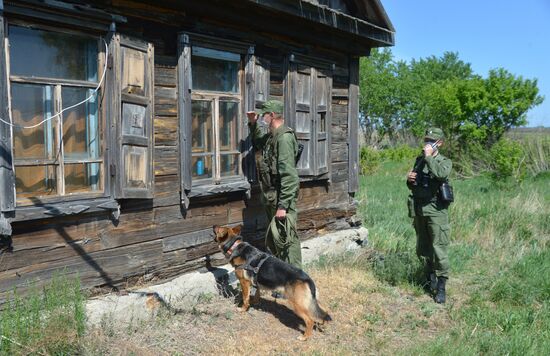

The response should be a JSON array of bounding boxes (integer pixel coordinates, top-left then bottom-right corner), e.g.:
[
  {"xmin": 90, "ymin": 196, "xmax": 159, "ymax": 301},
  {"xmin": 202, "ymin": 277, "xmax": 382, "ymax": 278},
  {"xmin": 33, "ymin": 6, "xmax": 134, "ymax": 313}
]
[{"xmin": 359, "ymin": 49, "xmax": 544, "ymax": 151}]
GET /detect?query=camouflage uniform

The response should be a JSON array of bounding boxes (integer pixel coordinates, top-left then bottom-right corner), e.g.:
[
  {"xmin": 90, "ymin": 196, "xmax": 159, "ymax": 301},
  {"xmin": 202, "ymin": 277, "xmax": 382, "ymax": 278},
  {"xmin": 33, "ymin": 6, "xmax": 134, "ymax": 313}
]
[
  {"xmin": 249, "ymin": 102, "xmax": 302, "ymax": 268},
  {"xmin": 407, "ymin": 128, "xmax": 452, "ymax": 289}
]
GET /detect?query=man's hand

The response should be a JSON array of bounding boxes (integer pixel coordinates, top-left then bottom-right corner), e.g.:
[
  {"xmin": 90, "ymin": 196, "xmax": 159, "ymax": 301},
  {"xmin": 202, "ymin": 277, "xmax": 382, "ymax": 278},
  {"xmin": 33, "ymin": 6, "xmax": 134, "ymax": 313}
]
[
  {"xmin": 407, "ymin": 171, "xmax": 417, "ymax": 184},
  {"xmin": 246, "ymin": 111, "xmax": 258, "ymax": 124},
  {"xmin": 275, "ymin": 208, "xmax": 287, "ymax": 220},
  {"xmin": 423, "ymin": 143, "xmax": 435, "ymax": 157}
]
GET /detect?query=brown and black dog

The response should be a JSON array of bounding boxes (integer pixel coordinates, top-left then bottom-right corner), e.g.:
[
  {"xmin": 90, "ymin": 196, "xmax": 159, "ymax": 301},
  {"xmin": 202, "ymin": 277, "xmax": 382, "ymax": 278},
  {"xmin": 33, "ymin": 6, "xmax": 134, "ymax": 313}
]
[{"xmin": 213, "ymin": 224, "xmax": 331, "ymax": 340}]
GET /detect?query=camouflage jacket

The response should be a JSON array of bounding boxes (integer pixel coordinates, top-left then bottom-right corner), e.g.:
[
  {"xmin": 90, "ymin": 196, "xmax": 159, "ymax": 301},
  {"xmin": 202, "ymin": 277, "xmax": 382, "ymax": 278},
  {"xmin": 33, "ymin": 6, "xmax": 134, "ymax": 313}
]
[
  {"xmin": 407, "ymin": 153, "xmax": 452, "ymax": 216},
  {"xmin": 249, "ymin": 122, "xmax": 299, "ymax": 210}
]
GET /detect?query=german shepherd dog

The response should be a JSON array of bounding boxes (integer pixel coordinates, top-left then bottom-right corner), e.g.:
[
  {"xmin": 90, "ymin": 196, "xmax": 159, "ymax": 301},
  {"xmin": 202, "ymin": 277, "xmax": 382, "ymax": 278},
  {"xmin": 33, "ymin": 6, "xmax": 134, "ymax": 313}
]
[{"xmin": 213, "ymin": 225, "xmax": 331, "ymax": 340}]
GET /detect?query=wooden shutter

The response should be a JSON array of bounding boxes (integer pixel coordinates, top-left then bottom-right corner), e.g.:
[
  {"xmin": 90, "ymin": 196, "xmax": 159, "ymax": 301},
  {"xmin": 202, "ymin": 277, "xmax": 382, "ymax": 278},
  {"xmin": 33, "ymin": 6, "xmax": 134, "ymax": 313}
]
[
  {"xmin": 113, "ymin": 35, "xmax": 154, "ymax": 199},
  {"xmin": 314, "ymin": 68, "xmax": 331, "ymax": 175},
  {"xmin": 293, "ymin": 64, "xmax": 315, "ymax": 176},
  {"xmin": 290, "ymin": 61, "xmax": 332, "ymax": 177},
  {"xmin": 243, "ymin": 47, "xmax": 258, "ymax": 185},
  {"xmin": 0, "ymin": 13, "xmax": 15, "ymax": 214},
  {"xmin": 348, "ymin": 57, "xmax": 359, "ymax": 193},
  {"xmin": 254, "ymin": 57, "xmax": 270, "ymax": 106},
  {"xmin": 177, "ymin": 33, "xmax": 192, "ymax": 208}
]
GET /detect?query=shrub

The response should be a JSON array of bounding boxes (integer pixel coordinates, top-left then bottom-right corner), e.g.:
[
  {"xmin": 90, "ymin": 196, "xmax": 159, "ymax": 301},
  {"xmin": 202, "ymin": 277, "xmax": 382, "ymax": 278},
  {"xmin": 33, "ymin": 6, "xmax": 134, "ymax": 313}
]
[
  {"xmin": 372, "ymin": 242, "xmax": 424, "ymax": 286},
  {"xmin": 489, "ymin": 138, "xmax": 526, "ymax": 182},
  {"xmin": 379, "ymin": 144, "xmax": 419, "ymax": 161},
  {"xmin": 0, "ymin": 273, "xmax": 86, "ymax": 355},
  {"xmin": 360, "ymin": 146, "xmax": 381, "ymax": 175}
]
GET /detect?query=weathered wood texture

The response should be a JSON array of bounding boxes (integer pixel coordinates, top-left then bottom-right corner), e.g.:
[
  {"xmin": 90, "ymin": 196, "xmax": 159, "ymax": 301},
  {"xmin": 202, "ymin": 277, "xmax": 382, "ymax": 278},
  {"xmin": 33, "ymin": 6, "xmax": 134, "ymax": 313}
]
[{"xmin": 0, "ymin": 2, "xmax": 362, "ymax": 304}]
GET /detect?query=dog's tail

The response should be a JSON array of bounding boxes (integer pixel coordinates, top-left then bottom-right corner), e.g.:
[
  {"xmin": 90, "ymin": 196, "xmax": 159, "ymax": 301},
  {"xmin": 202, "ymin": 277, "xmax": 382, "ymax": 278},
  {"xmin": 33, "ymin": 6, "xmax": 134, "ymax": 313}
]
[{"xmin": 305, "ymin": 279, "xmax": 332, "ymax": 322}]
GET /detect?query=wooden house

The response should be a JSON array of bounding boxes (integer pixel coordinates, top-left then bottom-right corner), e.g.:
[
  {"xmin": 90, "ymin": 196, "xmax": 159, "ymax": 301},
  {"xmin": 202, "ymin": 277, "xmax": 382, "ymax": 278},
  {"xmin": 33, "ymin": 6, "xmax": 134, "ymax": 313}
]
[{"xmin": 0, "ymin": 0, "xmax": 394, "ymax": 302}]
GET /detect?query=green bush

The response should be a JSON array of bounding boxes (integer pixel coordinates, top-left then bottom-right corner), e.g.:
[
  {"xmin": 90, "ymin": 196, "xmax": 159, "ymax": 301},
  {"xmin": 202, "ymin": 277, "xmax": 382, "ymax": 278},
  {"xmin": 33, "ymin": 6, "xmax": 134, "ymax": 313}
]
[
  {"xmin": 372, "ymin": 242, "xmax": 424, "ymax": 286},
  {"xmin": 489, "ymin": 138, "xmax": 526, "ymax": 181},
  {"xmin": 360, "ymin": 146, "xmax": 381, "ymax": 175},
  {"xmin": 0, "ymin": 273, "xmax": 86, "ymax": 355},
  {"xmin": 379, "ymin": 144, "xmax": 419, "ymax": 162}
]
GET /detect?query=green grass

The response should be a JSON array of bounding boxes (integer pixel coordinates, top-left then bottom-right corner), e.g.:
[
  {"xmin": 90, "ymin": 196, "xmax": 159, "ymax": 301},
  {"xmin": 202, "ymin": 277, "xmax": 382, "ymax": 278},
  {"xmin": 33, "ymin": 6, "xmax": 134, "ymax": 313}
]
[
  {"xmin": 0, "ymin": 273, "xmax": 86, "ymax": 355},
  {"xmin": 357, "ymin": 158, "xmax": 550, "ymax": 355}
]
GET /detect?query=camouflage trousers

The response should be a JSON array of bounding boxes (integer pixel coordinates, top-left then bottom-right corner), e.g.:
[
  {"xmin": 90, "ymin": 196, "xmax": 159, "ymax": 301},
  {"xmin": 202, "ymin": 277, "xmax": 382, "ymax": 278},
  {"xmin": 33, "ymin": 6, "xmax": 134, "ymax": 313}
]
[
  {"xmin": 414, "ymin": 214, "xmax": 450, "ymax": 278},
  {"xmin": 262, "ymin": 189, "xmax": 302, "ymax": 269}
]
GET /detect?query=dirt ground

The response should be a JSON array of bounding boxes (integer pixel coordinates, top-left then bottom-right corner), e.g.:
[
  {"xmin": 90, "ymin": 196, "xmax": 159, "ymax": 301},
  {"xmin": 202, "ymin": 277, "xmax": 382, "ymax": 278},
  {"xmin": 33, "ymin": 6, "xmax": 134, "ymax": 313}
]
[{"xmin": 81, "ymin": 257, "xmax": 453, "ymax": 355}]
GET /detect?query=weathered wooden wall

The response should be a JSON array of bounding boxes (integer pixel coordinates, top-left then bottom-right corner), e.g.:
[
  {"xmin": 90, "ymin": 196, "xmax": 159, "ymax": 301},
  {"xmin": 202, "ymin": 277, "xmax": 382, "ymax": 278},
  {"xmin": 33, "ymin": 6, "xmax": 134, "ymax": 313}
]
[{"xmin": 0, "ymin": 1, "xmax": 359, "ymax": 304}]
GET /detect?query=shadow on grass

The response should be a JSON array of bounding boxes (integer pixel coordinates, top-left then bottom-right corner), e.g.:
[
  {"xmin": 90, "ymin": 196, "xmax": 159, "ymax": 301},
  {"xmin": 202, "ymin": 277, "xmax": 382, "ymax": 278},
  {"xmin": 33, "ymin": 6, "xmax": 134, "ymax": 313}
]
[{"xmin": 251, "ymin": 298, "xmax": 305, "ymax": 333}]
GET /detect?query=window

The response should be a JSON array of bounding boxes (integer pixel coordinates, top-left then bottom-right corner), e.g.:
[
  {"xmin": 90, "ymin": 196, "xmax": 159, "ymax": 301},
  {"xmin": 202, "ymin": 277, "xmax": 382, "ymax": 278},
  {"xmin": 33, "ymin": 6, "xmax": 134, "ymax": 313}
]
[
  {"xmin": 290, "ymin": 62, "xmax": 331, "ymax": 177},
  {"xmin": 8, "ymin": 25, "xmax": 103, "ymax": 203},
  {"xmin": 178, "ymin": 34, "xmax": 254, "ymax": 203},
  {"xmin": 190, "ymin": 47, "xmax": 242, "ymax": 184}
]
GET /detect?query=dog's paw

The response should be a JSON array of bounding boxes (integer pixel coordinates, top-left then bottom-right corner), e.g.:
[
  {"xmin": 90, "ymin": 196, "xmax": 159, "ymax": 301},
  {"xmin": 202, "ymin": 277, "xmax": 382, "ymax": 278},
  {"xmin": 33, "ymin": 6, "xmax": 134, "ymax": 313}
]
[
  {"xmin": 239, "ymin": 306, "xmax": 249, "ymax": 313},
  {"xmin": 297, "ymin": 335, "xmax": 309, "ymax": 341}
]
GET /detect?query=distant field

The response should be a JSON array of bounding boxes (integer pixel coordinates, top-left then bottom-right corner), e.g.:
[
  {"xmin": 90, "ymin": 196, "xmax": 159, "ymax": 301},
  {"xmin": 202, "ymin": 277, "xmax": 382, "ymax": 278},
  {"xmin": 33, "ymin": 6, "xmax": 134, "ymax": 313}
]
[{"xmin": 506, "ymin": 126, "xmax": 550, "ymax": 139}]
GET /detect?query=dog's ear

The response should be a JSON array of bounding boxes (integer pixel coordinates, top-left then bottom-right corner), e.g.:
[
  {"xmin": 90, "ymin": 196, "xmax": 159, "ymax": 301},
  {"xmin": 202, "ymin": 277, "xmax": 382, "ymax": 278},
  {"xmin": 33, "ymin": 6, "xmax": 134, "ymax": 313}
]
[
  {"xmin": 213, "ymin": 225, "xmax": 220, "ymax": 234},
  {"xmin": 231, "ymin": 225, "xmax": 242, "ymax": 236}
]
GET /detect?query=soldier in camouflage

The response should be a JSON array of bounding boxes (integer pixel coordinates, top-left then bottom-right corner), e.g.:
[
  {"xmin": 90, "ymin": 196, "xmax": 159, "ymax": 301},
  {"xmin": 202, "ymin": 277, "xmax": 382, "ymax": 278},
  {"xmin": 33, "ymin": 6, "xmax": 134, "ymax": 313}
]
[
  {"xmin": 407, "ymin": 127, "xmax": 452, "ymax": 304},
  {"xmin": 247, "ymin": 100, "xmax": 302, "ymax": 269}
]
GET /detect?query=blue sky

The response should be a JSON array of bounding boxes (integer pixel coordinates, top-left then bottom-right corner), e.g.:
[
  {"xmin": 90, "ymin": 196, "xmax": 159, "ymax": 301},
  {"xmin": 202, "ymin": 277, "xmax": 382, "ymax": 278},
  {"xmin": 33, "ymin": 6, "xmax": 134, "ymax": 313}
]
[{"xmin": 381, "ymin": 0, "xmax": 550, "ymax": 127}]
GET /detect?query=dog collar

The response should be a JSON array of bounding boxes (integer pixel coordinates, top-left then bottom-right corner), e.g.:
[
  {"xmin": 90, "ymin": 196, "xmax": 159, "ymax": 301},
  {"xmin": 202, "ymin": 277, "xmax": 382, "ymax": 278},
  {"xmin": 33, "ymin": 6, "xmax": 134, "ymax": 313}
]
[{"xmin": 222, "ymin": 236, "xmax": 242, "ymax": 257}]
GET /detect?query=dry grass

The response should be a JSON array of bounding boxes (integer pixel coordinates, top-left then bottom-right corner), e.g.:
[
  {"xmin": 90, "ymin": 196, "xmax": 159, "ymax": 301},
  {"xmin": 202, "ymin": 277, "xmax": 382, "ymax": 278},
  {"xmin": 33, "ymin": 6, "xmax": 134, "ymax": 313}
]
[{"xmin": 81, "ymin": 257, "xmax": 456, "ymax": 355}]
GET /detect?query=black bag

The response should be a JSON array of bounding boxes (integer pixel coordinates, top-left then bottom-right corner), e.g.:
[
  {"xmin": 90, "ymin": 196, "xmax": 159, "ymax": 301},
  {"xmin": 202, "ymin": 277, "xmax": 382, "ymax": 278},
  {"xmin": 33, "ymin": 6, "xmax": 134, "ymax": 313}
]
[{"xmin": 439, "ymin": 181, "xmax": 454, "ymax": 203}]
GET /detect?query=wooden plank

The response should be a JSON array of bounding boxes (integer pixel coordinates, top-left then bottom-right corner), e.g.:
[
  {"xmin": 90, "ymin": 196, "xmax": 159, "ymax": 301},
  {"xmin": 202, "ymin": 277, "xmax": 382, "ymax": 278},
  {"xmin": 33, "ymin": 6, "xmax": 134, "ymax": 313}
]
[
  {"xmin": 154, "ymin": 65, "xmax": 177, "ymax": 87},
  {"xmin": 154, "ymin": 86, "xmax": 177, "ymax": 116},
  {"xmin": 331, "ymin": 123, "xmax": 348, "ymax": 143},
  {"xmin": 0, "ymin": 239, "xmax": 164, "ymax": 299},
  {"xmin": 0, "ymin": 14, "xmax": 15, "ymax": 213},
  {"xmin": 154, "ymin": 146, "xmax": 178, "ymax": 176},
  {"xmin": 348, "ymin": 56, "xmax": 360, "ymax": 193},
  {"xmin": 154, "ymin": 115, "xmax": 178, "ymax": 146},
  {"xmin": 162, "ymin": 228, "xmax": 214, "ymax": 252},
  {"xmin": 332, "ymin": 142, "xmax": 348, "ymax": 163}
]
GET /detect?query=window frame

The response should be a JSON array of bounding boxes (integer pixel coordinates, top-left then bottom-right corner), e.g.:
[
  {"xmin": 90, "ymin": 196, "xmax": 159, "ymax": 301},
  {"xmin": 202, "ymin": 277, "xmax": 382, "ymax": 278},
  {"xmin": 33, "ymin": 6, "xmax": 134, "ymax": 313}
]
[
  {"xmin": 178, "ymin": 33, "xmax": 254, "ymax": 205},
  {"xmin": 190, "ymin": 46, "xmax": 243, "ymax": 184},
  {"xmin": 6, "ymin": 20, "xmax": 108, "ymax": 206}
]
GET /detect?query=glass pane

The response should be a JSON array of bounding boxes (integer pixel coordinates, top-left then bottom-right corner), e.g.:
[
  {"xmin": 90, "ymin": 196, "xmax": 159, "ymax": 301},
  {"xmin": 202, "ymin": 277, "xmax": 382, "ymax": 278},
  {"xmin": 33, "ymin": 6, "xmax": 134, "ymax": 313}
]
[
  {"xmin": 318, "ymin": 112, "xmax": 326, "ymax": 133},
  {"xmin": 123, "ymin": 146, "xmax": 148, "ymax": 189},
  {"xmin": 191, "ymin": 53, "xmax": 239, "ymax": 93},
  {"xmin": 219, "ymin": 101, "xmax": 239, "ymax": 152},
  {"xmin": 191, "ymin": 155, "xmax": 213, "ymax": 179},
  {"xmin": 65, "ymin": 163, "xmax": 102, "ymax": 194},
  {"xmin": 122, "ymin": 103, "xmax": 146, "ymax": 137},
  {"xmin": 15, "ymin": 165, "xmax": 57, "ymax": 198},
  {"xmin": 62, "ymin": 87, "xmax": 100, "ymax": 160},
  {"xmin": 220, "ymin": 154, "xmax": 239, "ymax": 177},
  {"xmin": 9, "ymin": 25, "xmax": 98, "ymax": 81},
  {"xmin": 297, "ymin": 140, "xmax": 310, "ymax": 170},
  {"xmin": 122, "ymin": 47, "xmax": 146, "ymax": 96},
  {"xmin": 192, "ymin": 100, "xmax": 213, "ymax": 153},
  {"xmin": 296, "ymin": 111, "xmax": 310, "ymax": 134},
  {"xmin": 11, "ymin": 83, "xmax": 56, "ymax": 160},
  {"xmin": 296, "ymin": 72, "xmax": 311, "ymax": 105}
]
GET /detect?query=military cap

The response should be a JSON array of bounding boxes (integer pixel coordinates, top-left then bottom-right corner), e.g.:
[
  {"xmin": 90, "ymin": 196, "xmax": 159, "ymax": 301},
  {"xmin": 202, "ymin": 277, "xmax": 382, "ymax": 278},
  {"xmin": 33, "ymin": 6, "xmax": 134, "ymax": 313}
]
[
  {"xmin": 424, "ymin": 127, "xmax": 445, "ymax": 141},
  {"xmin": 256, "ymin": 99, "xmax": 284, "ymax": 116}
]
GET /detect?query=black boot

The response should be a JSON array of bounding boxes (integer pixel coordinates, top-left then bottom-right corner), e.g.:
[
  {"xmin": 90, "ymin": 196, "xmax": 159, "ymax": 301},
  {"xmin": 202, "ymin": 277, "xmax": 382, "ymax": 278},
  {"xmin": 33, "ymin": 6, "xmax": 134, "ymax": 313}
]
[
  {"xmin": 423, "ymin": 272, "xmax": 437, "ymax": 294},
  {"xmin": 435, "ymin": 277, "xmax": 447, "ymax": 304}
]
